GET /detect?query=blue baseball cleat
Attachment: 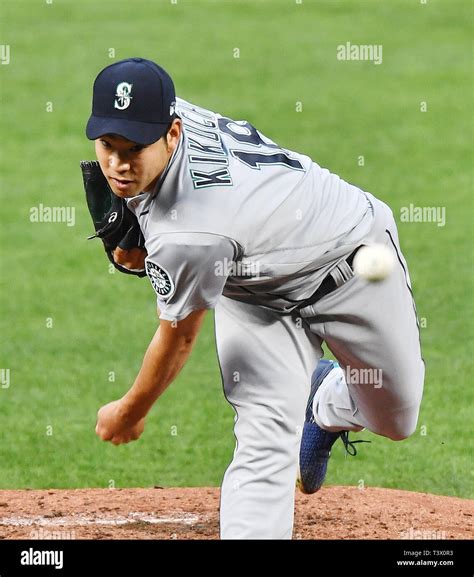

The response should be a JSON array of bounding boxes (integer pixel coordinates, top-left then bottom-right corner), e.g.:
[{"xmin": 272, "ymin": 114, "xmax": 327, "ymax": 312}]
[{"xmin": 297, "ymin": 359, "xmax": 366, "ymax": 494}]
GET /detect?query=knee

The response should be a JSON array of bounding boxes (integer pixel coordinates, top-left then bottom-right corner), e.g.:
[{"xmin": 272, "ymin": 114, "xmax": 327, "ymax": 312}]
[
  {"xmin": 380, "ymin": 409, "xmax": 420, "ymax": 441},
  {"xmin": 381, "ymin": 368, "xmax": 425, "ymax": 441},
  {"xmin": 386, "ymin": 427, "xmax": 414, "ymax": 442}
]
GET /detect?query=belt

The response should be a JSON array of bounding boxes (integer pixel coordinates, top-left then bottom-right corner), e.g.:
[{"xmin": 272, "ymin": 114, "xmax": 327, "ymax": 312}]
[{"xmin": 298, "ymin": 246, "xmax": 362, "ymax": 310}]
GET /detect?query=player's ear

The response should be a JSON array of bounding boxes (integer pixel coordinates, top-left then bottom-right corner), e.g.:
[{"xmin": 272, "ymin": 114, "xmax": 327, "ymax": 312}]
[{"xmin": 165, "ymin": 118, "xmax": 182, "ymax": 153}]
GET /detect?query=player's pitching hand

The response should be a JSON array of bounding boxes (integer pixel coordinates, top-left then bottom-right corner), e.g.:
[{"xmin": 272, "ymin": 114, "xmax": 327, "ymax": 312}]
[{"xmin": 95, "ymin": 400, "xmax": 146, "ymax": 445}]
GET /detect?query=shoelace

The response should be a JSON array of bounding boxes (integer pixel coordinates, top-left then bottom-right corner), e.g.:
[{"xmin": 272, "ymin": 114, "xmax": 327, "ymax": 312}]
[{"xmin": 340, "ymin": 431, "xmax": 371, "ymax": 457}]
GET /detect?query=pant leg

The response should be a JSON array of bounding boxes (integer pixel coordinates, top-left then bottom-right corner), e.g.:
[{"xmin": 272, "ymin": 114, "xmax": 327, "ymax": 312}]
[
  {"xmin": 215, "ymin": 296, "xmax": 321, "ymax": 539},
  {"xmin": 300, "ymin": 195, "xmax": 425, "ymax": 441}
]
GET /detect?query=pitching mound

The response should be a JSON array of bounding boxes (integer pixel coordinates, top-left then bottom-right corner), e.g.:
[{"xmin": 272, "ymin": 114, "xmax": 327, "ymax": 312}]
[{"xmin": 0, "ymin": 486, "xmax": 471, "ymax": 540}]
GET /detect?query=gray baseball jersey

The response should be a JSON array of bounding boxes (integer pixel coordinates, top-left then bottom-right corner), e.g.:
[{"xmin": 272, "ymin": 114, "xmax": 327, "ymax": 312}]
[
  {"xmin": 126, "ymin": 97, "xmax": 375, "ymax": 321},
  {"xmin": 124, "ymin": 97, "xmax": 423, "ymax": 539}
]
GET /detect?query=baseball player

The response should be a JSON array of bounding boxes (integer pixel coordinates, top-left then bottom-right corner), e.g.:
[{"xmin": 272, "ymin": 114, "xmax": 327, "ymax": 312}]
[{"xmin": 87, "ymin": 58, "xmax": 424, "ymax": 539}]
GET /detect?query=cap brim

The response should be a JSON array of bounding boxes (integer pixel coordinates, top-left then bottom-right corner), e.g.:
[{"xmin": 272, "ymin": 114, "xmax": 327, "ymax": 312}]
[{"xmin": 86, "ymin": 115, "xmax": 169, "ymax": 145}]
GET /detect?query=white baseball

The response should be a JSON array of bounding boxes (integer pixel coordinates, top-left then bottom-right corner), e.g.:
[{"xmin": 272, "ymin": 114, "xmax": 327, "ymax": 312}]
[{"xmin": 353, "ymin": 244, "xmax": 395, "ymax": 282}]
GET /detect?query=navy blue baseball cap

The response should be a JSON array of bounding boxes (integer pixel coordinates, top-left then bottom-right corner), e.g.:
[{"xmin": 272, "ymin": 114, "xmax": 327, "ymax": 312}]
[{"xmin": 86, "ymin": 57, "xmax": 176, "ymax": 145}]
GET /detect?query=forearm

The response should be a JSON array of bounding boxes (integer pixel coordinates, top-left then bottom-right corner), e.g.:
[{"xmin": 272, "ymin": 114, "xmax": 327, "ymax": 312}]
[
  {"xmin": 120, "ymin": 310, "xmax": 206, "ymax": 423},
  {"xmin": 121, "ymin": 328, "xmax": 189, "ymax": 420}
]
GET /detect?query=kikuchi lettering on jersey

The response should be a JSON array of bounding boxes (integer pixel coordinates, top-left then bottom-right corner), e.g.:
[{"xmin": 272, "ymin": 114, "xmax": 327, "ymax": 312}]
[{"xmin": 127, "ymin": 98, "xmax": 375, "ymax": 321}]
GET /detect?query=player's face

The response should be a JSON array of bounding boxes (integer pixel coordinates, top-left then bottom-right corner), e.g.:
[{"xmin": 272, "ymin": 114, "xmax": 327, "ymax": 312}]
[{"xmin": 94, "ymin": 120, "xmax": 182, "ymax": 198}]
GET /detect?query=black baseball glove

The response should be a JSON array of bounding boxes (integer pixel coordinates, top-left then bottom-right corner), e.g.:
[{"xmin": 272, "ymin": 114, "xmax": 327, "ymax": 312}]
[{"xmin": 80, "ymin": 160, "xmax": 147, "ymax": 277}]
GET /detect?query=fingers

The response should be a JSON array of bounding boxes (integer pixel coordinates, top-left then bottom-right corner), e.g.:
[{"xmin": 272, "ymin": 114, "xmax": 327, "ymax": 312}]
[
  {"xmin": 96, "ymin": 429, "xmax": 114, "ymax": 442},
  {"xmin": 100, "ymin": 427, "xmax": 144, "ymax": 445},
  {"xmin": 96, "ymin": 427, "xmax": 130, "ymax": 444},
  {"xmin": 111, "ymin": 436, "xmax": 126, "ymax": 446},
  {"xmin": 95, "ymin": 405, "xmax": 145, "ymax": 445},
  {"xmin": 110, "ymin": 433, "xmax": 140, "ymax": 445},
  {"xmin": 95, "ymin": 420, "xmax": 114, "ymax": 442},
  {"xmin": 113, "ymin": 247, "xmax": 146, "ymax": 269}
]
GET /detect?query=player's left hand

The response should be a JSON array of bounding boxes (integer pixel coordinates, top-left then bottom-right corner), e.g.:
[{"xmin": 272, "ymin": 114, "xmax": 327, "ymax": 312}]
[
  {"xmin": 112, "ymin": 246, "xmax": 147, "ymax": 271},
  {"xmin": 95, "ymin": 400, "xmax": 146, "ymax": 445}
]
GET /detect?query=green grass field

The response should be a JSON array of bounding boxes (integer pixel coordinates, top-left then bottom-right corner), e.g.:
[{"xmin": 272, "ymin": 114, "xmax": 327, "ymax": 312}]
[{"xmin": 0, "ymin": 0, "xmax": 471, "ymax": 498}]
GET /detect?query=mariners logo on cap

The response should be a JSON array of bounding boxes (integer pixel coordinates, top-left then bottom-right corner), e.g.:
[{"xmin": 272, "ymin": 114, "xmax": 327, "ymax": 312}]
[
  {"xmin": 146, "ymin": 261, "xmax": 174, "ymax": 299},
  {"xmin": 114, "ymin": 82, "xmax": 133, "ymax": 110}
]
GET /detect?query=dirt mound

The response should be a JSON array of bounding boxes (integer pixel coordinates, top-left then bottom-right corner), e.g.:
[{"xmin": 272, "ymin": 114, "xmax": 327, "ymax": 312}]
[{"xmin": 0, "ymin": 486, "xmax": 471, "ymax": 540}]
